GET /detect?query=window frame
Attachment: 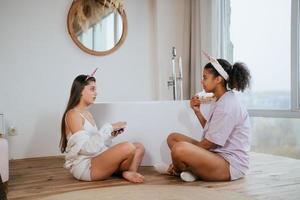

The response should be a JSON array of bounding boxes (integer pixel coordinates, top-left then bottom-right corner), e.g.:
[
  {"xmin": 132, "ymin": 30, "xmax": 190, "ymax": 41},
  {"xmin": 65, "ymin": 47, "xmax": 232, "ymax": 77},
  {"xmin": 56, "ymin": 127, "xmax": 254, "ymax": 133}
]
[{"xmin": 291, "ymin": 0, "xmax": 300, "ymax": 111}]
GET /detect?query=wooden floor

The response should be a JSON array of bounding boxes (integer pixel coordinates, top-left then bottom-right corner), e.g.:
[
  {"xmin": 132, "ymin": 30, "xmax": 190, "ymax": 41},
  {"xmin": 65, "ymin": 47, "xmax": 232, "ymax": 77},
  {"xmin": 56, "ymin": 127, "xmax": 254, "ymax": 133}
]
[{"xmin": 7, "ymin": 152, "xmax": 300, "ymax": 200}]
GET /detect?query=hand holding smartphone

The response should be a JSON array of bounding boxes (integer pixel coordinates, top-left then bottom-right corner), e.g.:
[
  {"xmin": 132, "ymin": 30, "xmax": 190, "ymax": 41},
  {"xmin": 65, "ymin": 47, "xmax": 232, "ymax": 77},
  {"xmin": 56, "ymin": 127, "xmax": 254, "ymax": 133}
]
[{"xmin": 111, "ymin": 121, "xmax": 127, "ymax": 137}]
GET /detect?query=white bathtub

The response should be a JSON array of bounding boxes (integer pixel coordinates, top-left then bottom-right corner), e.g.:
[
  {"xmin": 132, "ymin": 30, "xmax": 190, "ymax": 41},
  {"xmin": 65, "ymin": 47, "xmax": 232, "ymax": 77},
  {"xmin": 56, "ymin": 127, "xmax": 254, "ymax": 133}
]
[{"xmin": 91, "ymin": 101, "xmax": 211, "ymax": 166}]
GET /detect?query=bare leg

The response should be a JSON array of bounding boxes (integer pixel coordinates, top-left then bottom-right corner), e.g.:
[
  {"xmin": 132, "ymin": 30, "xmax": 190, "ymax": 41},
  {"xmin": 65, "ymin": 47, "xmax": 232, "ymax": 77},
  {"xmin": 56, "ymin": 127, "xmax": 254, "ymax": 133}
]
[
  {"xmin": 90, "ymin": 142, "xmax": 144, "ymax": 183},
  {"xmin": 167, "ymin": 132, "xmax": 199, "ymax": 149},
  {"xmin": 171, "ymin": 141, "xmax": 230, "ymax": 181},
  {"xmin": 128, "ymin": 142, "xmax": 145, "ymax": 171},
  {"xmin": 121, "ymin": 142, "xmax": 145, "ymax": 183},
  {"xmin": 166, "ymin": 132, "xmax": 200, "ymax": 174}
]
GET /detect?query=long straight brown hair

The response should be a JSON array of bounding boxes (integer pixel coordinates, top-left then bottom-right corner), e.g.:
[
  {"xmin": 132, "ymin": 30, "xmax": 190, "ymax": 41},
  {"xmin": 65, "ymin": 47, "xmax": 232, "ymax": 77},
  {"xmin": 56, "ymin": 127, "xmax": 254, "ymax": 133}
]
[{"xmin": 60, "ymin": 75, "xmax": 96, "ymax": 153}]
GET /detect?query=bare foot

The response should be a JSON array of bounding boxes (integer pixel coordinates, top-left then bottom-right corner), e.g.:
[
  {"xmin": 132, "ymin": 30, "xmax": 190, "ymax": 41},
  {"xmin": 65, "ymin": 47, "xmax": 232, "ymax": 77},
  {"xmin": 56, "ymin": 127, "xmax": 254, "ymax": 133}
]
[{"xmin": 122, "ymin": 171, "xmax": 145, "ymax": 183}]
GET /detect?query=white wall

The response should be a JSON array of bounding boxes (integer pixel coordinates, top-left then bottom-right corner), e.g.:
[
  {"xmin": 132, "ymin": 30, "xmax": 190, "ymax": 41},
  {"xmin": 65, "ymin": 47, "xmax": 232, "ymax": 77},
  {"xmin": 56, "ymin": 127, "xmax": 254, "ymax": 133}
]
[
  {"xmin": 0, "ymin": 0, "xmax": 191, "ymax": 159},
  {"xmin": 154, "ymin": 0, "xmax": 191, "ymax": 100}
]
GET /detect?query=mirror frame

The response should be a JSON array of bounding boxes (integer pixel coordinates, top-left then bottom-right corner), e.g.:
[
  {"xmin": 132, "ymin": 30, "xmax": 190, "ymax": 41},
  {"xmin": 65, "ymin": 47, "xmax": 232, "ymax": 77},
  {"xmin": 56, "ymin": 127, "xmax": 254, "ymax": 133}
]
[{"xmin": 67, "ymin": 0, "xmax": 128, "ymax": 56}]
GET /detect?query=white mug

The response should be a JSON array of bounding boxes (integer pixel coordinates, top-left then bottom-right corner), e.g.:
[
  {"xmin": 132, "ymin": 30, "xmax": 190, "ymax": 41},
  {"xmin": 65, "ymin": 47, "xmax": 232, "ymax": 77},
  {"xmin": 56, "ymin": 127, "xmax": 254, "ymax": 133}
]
[{"xmin": 195, "ymin": 91, "xmax": 216, "ymax": 104}]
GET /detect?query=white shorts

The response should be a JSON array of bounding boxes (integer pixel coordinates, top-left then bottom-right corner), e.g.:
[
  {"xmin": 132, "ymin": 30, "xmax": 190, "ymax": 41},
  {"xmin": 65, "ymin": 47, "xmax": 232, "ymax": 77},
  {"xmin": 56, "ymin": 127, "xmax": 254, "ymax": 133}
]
[
  {"xmin": 216, "ymin": 152, "xmax": 245, "ymax": 181},
  {"xmin": 229, "ymin": 165, "xmax": 245, "ymax": 181},
  {"xmin": 70, "ymin": 158, "xmax": 92, "ymax": 181}
]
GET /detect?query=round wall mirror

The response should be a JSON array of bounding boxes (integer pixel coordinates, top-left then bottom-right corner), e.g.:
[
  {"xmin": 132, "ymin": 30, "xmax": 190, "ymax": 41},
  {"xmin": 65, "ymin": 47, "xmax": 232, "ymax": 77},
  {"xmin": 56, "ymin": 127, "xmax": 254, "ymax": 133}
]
[{"xmin": 67, "ymin": 0, "xmax": 127, "ymax": 56}]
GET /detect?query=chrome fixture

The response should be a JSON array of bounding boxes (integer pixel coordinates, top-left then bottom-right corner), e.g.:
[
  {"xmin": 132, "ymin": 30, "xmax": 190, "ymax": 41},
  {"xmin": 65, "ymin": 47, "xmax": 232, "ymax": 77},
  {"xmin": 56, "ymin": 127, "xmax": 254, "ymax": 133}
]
[{"xmin": 167, "ymin": 47, "xmax": 183, "ymax": 100}]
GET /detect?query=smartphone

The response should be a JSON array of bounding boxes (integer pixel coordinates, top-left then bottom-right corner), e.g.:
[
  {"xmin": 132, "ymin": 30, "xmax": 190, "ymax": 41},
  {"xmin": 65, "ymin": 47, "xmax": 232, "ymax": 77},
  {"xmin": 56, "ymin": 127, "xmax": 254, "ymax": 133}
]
[{"xmin": 112, "ymin": 128, "xmax": 124, "ymax": 136}]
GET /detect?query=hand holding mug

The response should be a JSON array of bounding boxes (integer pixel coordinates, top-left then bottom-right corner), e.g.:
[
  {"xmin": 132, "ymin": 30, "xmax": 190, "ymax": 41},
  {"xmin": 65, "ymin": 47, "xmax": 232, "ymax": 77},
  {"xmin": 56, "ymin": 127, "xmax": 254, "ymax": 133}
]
[{"xmin": 190, "ymin": 95, "xmax": 201, "ymax": 113}]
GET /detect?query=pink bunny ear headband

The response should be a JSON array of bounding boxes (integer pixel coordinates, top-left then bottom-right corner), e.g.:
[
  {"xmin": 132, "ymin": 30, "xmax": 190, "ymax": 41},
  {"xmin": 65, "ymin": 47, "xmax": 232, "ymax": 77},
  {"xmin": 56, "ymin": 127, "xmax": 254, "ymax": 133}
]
[
  {"xmin": 202, "ymin": 51, "xmax": 229, "ymax": 81},
  {"xmin": 85, "ymin": 67, "xmax": 99, "ymax": 81}
]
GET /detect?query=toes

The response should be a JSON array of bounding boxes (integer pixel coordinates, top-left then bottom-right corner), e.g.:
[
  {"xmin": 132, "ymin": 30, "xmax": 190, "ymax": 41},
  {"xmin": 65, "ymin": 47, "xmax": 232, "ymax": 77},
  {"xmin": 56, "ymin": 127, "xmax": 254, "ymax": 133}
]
[
  {"xmin": 134, "ymin": 173, "xmax": 145, "ymax": 183},
  {"xmin": 122, "ymin": 171, "xmax": 145, "ymax": 183}
]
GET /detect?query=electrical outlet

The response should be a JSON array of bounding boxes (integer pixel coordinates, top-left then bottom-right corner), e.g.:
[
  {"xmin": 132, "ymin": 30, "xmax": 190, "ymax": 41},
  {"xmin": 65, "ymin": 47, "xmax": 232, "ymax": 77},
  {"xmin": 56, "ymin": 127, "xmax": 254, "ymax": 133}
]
[{"xmin": 8, "ymin": 126, "xmax": 17, "ymax": 136}]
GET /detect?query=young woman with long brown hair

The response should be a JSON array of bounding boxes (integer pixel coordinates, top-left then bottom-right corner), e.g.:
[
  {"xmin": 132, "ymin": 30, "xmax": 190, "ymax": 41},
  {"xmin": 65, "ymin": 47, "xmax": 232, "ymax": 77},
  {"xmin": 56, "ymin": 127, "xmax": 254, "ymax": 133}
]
[{"xmin": 60, "ymin": 71, "xmax": 145, "ymax": 183}]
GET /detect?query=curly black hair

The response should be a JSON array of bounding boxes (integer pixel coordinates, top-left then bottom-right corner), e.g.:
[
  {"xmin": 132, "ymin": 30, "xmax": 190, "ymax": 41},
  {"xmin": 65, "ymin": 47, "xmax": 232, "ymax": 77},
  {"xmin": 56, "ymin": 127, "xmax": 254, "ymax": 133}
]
[{"xmin": 204, "ymin": 59, "xmax": 251, "ymax": 92}]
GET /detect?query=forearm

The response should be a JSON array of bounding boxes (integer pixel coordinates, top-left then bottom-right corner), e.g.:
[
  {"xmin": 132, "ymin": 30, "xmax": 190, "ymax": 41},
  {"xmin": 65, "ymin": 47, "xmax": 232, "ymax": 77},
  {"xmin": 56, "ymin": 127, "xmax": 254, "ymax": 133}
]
[
  {"xmin": 194, "ymin": 110, "xmax": 207, "ymax": 128},
  {"xmin": 78, "ymin": 124, "xmax": 114, "ymax": 155},
  {"xmin": 197, "ymin": 138, "xmax": 216, "ymax": 150}
]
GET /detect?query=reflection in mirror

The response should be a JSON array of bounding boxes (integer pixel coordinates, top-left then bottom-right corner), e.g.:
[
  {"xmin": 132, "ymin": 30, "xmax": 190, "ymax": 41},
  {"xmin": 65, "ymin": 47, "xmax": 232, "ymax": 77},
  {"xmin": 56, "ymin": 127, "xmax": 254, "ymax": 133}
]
[
  {"xmin": 67, "ymin": 0, "xmax": 127, "ymax": 56},
  {"xmin": 76, "ymin": 10, "xmax": 123, "ymax": 51}
]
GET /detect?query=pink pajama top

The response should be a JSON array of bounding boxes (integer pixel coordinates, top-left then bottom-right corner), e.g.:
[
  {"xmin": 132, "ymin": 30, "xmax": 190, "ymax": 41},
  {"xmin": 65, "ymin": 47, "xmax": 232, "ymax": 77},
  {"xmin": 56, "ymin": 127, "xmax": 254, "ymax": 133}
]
[{"xmin": 202, "ymin": 91, "xmax": 251, "ymax": 174}]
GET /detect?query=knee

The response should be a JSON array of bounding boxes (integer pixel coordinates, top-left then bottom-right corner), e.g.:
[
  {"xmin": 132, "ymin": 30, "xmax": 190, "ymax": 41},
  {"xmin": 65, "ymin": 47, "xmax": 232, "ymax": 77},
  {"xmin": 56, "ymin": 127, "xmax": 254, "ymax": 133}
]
[
  {"xmin": 119, "ymin": 142, "xmax": 136, "ymax": 156},
  {"xmin": 133, "ymin": 142, "xmax": 145, "ymax": 155},
  {"xmin": 167, "ymin": 132, "xmax": 179, "ymax": 145},
  {"xmin": 171, "ymin": 142, "xmax": 189, "ymax": 159}
]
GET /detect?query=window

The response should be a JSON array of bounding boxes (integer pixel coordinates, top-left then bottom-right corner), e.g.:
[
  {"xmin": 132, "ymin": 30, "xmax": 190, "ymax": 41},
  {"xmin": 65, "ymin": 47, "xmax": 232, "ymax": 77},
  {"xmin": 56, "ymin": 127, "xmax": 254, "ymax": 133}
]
[
  {"xmin": 230, "ymin": 0, "xmax": 292, "ymax": 110},
  {"xmin": 251, "ymin": 117, "xmax": 300, "ymax": 158},
  {"xmin": 225, "ymin": 0, "xmax": 300, "ymax": 159},
  {"xmin": 78, "ymin": 11, "xmax": 123, "ymax": 51}
]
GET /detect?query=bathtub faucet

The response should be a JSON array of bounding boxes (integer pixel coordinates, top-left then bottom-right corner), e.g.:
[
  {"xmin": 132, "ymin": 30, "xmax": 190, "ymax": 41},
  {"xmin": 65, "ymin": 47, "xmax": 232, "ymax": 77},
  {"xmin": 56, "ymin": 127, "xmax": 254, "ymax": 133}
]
[{"xmin": 168, "ymin": 47, "xmax": 183, "ymax": 100}]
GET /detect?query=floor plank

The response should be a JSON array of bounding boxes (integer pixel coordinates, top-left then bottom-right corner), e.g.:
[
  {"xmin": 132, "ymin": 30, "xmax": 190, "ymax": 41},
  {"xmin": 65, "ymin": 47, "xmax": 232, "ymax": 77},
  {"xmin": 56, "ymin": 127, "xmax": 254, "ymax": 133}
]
[{"xmin": 7, "ymin": 152, "xmax": 300, "ymax": 200}]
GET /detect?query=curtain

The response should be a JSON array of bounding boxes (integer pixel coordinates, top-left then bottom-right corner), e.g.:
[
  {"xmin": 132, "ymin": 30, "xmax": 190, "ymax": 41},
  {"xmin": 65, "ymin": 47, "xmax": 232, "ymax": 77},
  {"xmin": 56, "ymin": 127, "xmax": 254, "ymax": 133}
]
[{"xmin": 189, "ymin": 0, "xmax": 232, "ymax": 96}]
